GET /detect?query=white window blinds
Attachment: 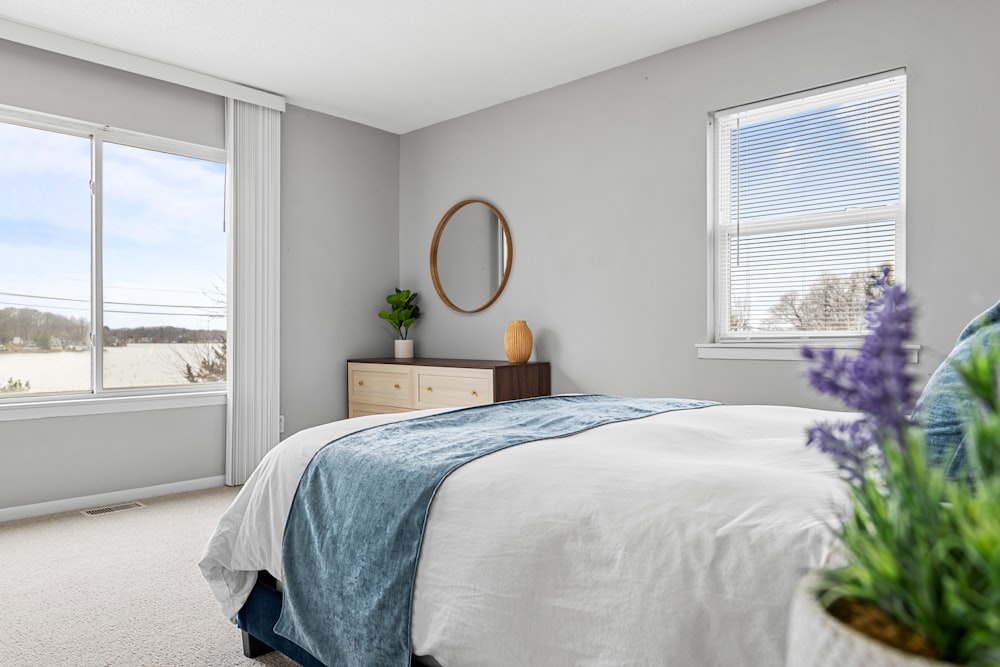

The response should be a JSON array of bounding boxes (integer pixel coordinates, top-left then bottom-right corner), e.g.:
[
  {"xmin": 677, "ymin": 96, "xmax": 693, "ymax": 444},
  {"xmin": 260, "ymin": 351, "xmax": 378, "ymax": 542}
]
[{"xmin": 713, "ymin": 70, "xmax": 906, "ymax": 340}]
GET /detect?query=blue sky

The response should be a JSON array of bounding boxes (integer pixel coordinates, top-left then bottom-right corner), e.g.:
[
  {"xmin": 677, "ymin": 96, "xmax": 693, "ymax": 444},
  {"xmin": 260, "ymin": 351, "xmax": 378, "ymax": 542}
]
[
  {"xmin": 0, "ymin": 120, "xmax": 226, "ymax": 332},
  {"xmin": 729, "ymin": 93, "xmax": 901, "ymax": 223}
]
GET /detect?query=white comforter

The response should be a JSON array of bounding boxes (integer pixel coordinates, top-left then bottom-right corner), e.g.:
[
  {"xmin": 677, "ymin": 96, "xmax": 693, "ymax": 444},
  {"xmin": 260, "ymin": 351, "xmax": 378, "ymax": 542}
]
[{"xmin": 200, "ymin": 402, "xmax": 850, "ymax": 667}]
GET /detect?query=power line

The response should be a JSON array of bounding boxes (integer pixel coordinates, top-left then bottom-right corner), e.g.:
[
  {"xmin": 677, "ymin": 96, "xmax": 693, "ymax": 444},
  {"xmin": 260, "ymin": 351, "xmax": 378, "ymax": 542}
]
[
  {"xmin": 0, "ymin": 301, "xmax": 88, "ymax": 313},
  {"xmin": 0, "ymin": 292, "xmax": 85, "ymax": 303},
  {"xmin": 106, "ymin": 308, "xmax": 224, "ymax": 317},
  {"xmin": 0, "ymin": 291, "xmax": 223, "ymax": 310},
  {"xmin": 104, "ymin": 284, "xmax": 212, "ymax": 295},
  {"xmin": 107, "ymin": 301, "xmax": 221, "ymax": 311},
  {"xmin": 0, "ymin": 301, "xmax": 223, "ymax": 318}
]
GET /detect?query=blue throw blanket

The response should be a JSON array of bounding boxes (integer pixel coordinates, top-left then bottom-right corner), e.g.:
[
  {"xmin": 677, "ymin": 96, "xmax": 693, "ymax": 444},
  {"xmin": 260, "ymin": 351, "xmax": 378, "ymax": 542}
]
[{"xmin": 274, "ymin": 394, "xmax": 717, "ymax": 667}]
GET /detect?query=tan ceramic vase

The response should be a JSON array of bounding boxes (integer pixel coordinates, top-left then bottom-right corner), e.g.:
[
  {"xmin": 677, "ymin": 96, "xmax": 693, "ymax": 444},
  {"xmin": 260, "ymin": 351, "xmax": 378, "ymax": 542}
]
[{"xmin": 503, "ymin": 320, "xmax": 532, "ymax": 364}]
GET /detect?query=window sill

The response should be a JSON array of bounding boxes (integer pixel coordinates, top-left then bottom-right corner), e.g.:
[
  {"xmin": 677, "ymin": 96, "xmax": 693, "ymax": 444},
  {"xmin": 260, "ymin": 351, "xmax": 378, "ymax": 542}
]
[
  {"xmin": 696, "ymin": 342, "xmax": 920, "ymax": 363},
  {"xmin": 0, "ymin": 390, "xmax": 227, "ymax": 422}
]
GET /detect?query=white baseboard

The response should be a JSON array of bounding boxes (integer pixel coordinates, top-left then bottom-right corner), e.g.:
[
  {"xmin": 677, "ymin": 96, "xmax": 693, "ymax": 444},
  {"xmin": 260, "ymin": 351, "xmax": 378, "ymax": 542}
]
[{"xmin": 0, "ymin": 475, "xmax": 227, "ymax": 523}]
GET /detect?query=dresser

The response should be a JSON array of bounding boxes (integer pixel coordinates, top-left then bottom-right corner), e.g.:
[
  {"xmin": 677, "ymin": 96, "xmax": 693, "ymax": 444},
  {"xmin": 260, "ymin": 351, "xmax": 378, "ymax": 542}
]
[{"xmin": 347, "ymin": 358, "xmax": 551, "ymax": 418}]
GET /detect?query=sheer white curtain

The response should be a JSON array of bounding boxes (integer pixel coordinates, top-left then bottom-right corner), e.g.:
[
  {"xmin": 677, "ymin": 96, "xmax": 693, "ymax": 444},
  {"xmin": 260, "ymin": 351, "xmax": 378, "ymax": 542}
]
[{"xmin": 226, "ymin": 99, "xmax": 281, "ymax": 485}]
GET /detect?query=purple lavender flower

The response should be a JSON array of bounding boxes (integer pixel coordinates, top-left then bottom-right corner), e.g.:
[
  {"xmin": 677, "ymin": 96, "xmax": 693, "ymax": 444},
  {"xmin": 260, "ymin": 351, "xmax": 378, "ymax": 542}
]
[
  {"xmin": 802, "ymin": 269, "xmax": 916, "ymax": 475},
  {"xmin": 805, "ymin": 419, "xmax": 881, "ymax": 482}
]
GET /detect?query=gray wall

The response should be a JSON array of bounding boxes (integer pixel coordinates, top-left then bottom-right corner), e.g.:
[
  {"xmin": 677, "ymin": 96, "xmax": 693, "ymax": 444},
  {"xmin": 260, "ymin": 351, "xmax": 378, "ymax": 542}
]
[
  {"xmin": 279, "ymin": 105, "xmax": 400, "ymax": 434},
  {"xmin": 0, "ymin": 46, "xmax": 400, "ymax": 509},
  {"xmin": 399, "ymin": 0, "xmax": 1000, "ymax": 409},
  {"xmin": 0, "ymin": 39, "xmax": 224, "ymax": 148},
  {"xmin": 0, "ymin": 408, "xmax": 226, "ymax": 509}
]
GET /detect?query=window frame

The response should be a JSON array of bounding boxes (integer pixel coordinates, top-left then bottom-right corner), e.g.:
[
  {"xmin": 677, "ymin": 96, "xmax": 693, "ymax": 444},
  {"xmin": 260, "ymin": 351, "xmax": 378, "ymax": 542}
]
[
  {"xmin": 701, "ymin": 70, "xmax": 914, "ymax": 361},
  {"xmin": 0, "ymin": 104, "xmax": 228, "ymax": 416}
]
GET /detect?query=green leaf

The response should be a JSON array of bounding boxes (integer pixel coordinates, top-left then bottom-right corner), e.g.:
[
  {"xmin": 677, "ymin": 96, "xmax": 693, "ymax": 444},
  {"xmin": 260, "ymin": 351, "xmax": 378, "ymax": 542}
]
[{"xmin": 379, "ymin": 288, "xmax": 420, "ymax": 338}]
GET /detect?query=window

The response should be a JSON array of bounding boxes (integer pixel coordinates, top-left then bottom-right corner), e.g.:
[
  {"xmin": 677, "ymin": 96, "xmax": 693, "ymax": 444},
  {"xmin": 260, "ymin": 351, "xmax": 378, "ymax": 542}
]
[
  {"xmin": 708, "ymin": 71, "xmax": 906, "ymax": 350},
  {"xmin": 0, "ymin": 109, "xmax": 226, "ymax": 401}
]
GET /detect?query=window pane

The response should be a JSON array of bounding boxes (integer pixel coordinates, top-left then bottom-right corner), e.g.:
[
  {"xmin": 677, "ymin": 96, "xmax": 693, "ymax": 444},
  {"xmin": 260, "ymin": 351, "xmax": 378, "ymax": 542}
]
[
  {"xmin": 727, "ymin": 221, "xmax": 895, "ymax": 335},
  {"xmin": 715, "ymin": 73, "xmax": 905, "ymax": 340},
  {"xmin": 102, "ymin": 143, "xmax": 226, "ymax": 389},
  {"xmin": 729, "ymin": 94, "xmax": 902, "ymax": 223},
  {"xmin": 0, "ymin": 121, "xmax": 92, "ymax": 395}
]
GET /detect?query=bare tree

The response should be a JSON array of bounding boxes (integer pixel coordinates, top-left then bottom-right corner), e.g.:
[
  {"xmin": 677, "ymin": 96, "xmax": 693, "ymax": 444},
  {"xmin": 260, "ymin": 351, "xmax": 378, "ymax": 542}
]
[
  {"xmin": 768, "ymin": 265, "xmax": 893, "ymax": 332},
  {"xmin": 183, "ymin": 337, "xmax": 227, "ymax": 383},
  {"xmin": 729, "ymin": 297, "xmax": 751, "ymax": 332},
  {"xmin": 181, "ymin": 278, "xmax": 227, "ymax": 383}
]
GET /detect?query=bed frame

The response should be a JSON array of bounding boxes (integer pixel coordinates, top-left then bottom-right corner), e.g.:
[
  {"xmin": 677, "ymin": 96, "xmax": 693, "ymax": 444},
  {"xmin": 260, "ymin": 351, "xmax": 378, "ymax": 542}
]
[{"xmin": 237, "ymin": 571, "xmax": 439, "ymax": 667}]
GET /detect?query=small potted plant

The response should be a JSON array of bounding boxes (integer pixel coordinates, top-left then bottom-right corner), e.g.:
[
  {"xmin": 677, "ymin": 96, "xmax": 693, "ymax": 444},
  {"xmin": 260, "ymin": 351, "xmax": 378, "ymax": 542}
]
[
  {"xmin": 786, "ymin": 272, "xmax": 1000, "ymax": 666},
  {"xmin": 379, "ymin": 288, "xmax": 421, "ymax": 359}
]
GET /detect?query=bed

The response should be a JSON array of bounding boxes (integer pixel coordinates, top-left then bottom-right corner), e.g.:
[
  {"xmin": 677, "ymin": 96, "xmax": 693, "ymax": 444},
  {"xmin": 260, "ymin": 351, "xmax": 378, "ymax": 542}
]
[{"xmin": 200, "ymin": 395, "xmax": 850, "ymax": 667}]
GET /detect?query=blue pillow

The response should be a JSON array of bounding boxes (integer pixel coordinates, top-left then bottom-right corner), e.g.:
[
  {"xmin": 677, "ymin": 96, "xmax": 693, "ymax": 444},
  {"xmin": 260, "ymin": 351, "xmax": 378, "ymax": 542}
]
[{"xmin": 912, "ymin": 301, "xmax": 1000, "ymax": 478}]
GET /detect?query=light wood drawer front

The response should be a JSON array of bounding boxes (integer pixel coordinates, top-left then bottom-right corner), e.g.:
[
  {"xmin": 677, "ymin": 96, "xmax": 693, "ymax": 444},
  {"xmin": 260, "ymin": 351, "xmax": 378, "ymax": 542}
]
[
  {"xmin": 415, "ymin": 369, "xmax": 493, "ymax": 408},
  {"xmin": 349, "ymin": 367, "xmax": 411, "ymax": 408},
  {"xmin": 349, "ymin": 403, "xmax": 414, "ymax": 419}
]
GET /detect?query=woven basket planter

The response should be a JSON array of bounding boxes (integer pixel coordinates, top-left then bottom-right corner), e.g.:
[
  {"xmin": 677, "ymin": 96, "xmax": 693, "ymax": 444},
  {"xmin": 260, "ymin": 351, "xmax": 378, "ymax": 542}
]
[{"xmin": 787, "ymin": 575, "xmax": 949, "ymax": 667}]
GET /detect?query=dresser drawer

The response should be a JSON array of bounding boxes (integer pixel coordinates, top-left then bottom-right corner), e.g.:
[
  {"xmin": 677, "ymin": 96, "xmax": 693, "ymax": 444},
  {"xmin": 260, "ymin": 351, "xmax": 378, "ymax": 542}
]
[
  {"xmin": 348, "ymin": 364, "xmax": 412, "ymax": 409},
  {"xmin": 347, "ymin": 359, "xmax": 549, "ymax": 418},
  {"xmin": 414, "ymin": 367, "xmax": 493, "ymax": 409},
  {"xmin": 349, "ymin": 402, "xmax": 414, "ymax": 419}
]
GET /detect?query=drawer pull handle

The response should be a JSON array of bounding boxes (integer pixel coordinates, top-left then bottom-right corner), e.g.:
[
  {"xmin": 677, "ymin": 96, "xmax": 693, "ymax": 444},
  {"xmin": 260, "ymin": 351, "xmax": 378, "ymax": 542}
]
[
  {"xmin": 394, "ymin": 383, "xmax": 400, "ymax": 389},
  {"xmin": 358, "ymin": 380, "xmax": 364, "ymax": 386},
  {"xmin": 426, "ymin": 386, "xmax": 433, "ymax": 392},
  {"xmin": 471, "ymin": 390, "xmax": 478, "ymax": 396}
]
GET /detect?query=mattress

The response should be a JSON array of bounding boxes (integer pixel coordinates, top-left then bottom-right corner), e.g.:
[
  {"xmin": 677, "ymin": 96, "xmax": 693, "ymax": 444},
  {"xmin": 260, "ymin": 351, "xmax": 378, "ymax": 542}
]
[{"xmin": 200, "ymin": 401, "xmax": 850, "ymax": 666}]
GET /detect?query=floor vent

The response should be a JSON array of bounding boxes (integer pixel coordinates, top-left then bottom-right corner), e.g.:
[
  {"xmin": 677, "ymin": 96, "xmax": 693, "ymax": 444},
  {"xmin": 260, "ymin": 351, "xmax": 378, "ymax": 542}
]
[{"xmin": 80, "ymin": 501, "xmax": 145, "ymax": 517}]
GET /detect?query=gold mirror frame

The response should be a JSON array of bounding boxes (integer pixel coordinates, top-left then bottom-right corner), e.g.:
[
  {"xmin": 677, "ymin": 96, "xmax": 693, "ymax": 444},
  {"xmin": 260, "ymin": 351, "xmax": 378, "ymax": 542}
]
[{"xmin": 430, "ymin": 199, "xmax": 513, "ymax": 314}]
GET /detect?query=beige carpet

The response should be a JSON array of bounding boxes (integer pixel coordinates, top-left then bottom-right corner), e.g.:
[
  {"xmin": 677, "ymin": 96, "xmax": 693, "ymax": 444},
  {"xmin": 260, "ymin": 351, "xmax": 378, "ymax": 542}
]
[{"xmin": 0, "ymin": 486, "xmax": 299, "ymax": 667}]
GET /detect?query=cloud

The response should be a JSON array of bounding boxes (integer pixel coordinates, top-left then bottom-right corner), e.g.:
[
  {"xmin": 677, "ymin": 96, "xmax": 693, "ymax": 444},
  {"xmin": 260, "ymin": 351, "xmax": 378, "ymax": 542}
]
[
  {"xmin": 103, "ymin": 142, "xmax": 226, "ymax": 246},
  {"xmin": 1, "ymin": 122, "xmax": 227, "ymax": 329}
]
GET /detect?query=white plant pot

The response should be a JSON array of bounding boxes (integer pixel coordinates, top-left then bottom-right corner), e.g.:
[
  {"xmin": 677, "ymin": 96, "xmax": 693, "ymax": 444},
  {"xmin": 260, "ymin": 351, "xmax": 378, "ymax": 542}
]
[
  {"xmin": 787, "ymin": 574, "xmax": 945, "ymax": 667},
  {"xmin": 394, "ymin": 339, "xmax": 414, "ymax": 359}
]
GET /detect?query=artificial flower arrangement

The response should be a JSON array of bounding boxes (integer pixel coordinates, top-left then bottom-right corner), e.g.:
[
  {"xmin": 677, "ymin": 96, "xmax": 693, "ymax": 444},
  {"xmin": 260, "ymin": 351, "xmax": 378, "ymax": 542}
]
[{"xmin": 799, "ymin": 272, "xmax": 1000, "ymax": 665}]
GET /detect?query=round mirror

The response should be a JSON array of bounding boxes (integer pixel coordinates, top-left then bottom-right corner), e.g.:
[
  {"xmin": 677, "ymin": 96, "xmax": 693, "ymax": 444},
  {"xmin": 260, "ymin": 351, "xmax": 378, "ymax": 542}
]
[{"xmin": 430, "ymin": 199, "xmax": 512, "ymax": 313}]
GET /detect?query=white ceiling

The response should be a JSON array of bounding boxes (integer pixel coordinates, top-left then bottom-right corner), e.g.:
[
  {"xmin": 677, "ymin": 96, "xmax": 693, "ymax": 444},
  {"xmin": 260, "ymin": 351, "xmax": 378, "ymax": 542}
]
[{"xmin": 0, "ymin": 0, "xmax": 824, "ymax": 134}]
